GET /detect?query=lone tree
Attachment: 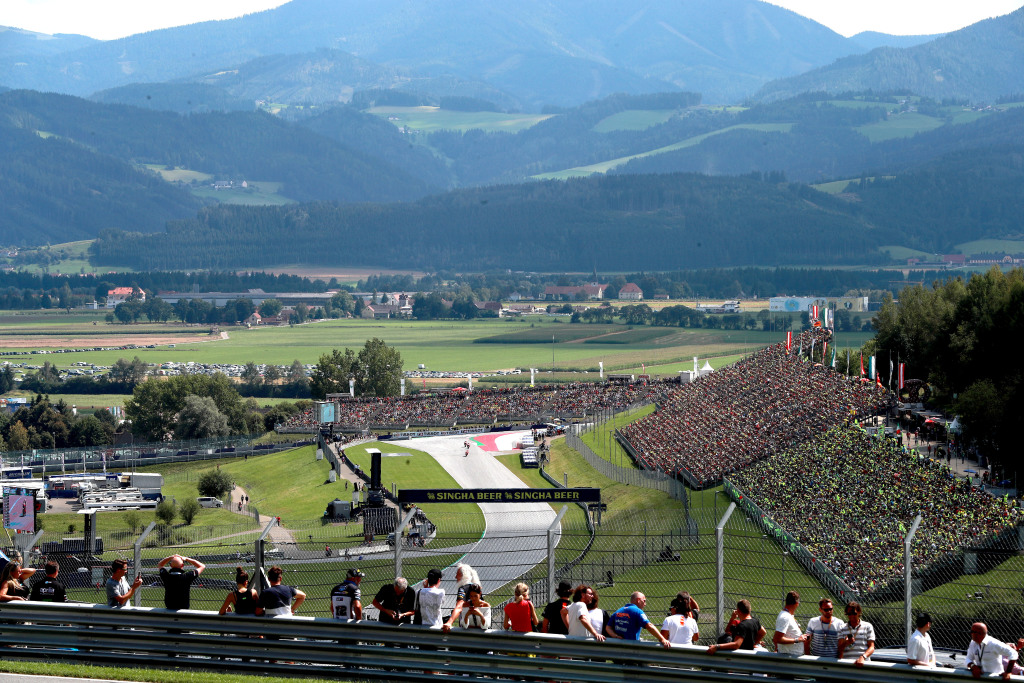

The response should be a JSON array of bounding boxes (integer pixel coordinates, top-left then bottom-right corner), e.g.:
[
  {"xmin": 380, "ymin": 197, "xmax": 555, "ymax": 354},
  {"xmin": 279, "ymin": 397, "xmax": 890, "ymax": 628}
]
[
  {"xmin": 197, "ymin": 468, "xmax": 234, "ymax": 500},
  {"xmin": 178, "ymin": 498, "xmax": 201, "ymax": 525},
  {"xmin": 155, "ymin": 499, "xmax": 177, "ymax": 525}
]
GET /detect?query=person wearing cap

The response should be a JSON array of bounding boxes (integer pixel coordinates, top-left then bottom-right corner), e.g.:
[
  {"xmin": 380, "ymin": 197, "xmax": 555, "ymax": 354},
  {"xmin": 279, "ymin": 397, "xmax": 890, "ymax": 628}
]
[
  {"xmin": 330, "ymin": 567, "xmax": 364, "ymax": 621},
  {"xmin": 372, "ymin": 576, "xmax": 416, "ymax": 625},
  {"xmin": 541, "ymin": 580, "xmax": 574, "ymax": 635},
  {"xmin": 416, "ymin": 568, "xmax": 446, "ymax": 628}
]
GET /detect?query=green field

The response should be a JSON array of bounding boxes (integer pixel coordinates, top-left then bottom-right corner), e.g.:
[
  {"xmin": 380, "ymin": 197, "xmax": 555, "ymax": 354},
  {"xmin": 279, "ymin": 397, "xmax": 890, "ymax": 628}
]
[
  {"xmin": 144, "ymin": 165, "xmax": 213, "ymax": 183},
  {"xmin": 856, "ymin": 112, "xmax": 945, "ymax": 142},
  {"xmin": 592, "ymin": 109, "xmax": 676, "ymax": 132},
  {"xmin": 368, "ymin": 106, "xmax": 552, "ymax": 133},
  {"xmin": 0, "ymin": 316, "xmax": 787, "ymax": 377},
  {"xmin": 4, "ymin": 240, "xmax": 114, "ymax": 275},
  {"xmin": 533, "ymin": 123, "xmax": 793, "ymax": 180},
  {"xmin": 955, "ymin": 238, "xmax": 1024, "ymax": 256},
  {"xmin": 879, "ymin": 244, "xmax": 933, "ymax": 260},
  {"xmin": 191, "ymin": 181, "xmax": 296, "ymax": 206}
]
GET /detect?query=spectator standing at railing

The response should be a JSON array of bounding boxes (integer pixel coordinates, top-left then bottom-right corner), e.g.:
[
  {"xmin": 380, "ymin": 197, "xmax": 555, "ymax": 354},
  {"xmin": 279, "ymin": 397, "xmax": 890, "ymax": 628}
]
[
  {"xmin": 804, "ymin": 598, "xmax": 845, "ymax": 657},
  {"xmin": 0, "ymin": 560, "xmax": 35, "ymax": 602},
  {"xmin": 966, "ymin": 622, "xmax": 1021, "ymax": 679},
  {"xmin": 372, "ymin": 576, "xmax": 415, "ymax": 625},
  {"xmin": 607, "ymin": 592, "xmax": 671, "ymax": 648},
  {"xmin": 442, "ymin": 563, "xmax": 480, "ymax": 633},
  {"xmin": 837, "ymin": 601, "xmax": 875, "ymax": 667},
  {"xmin": 660, "ymin": 592, "xmax": 698, "ymax": 645},
  {"xmin": 773, "ymin": 591, "xmax": 808, "ymax": 655},
  {"xmin": 706, "ymin": 600, "xmax": 765, "ymax": 653},
  {"xmin": 907, "ymin": 613, "xmax": 937, "ymax": 668},
  {"xmin": 460, "ymin": 583, "xmax": 490, "ymax": 630},
  {"xmin": 503, "ymin": 582, "xmax": 540, "ymax": 633},
  {"xmin": 260, "ymin": 566, "xmax": 305, "ymax": 617},
  {"xmin": 541, "ymin": 580, "xmax": 573, "ymax": 635},
  {"xmin": 29, "ymin": 561, "xmax": 67, "ymax": 603},
  {"xmin": 330, "ymin": 567, "xmax": 364, "ymax": 621},
  {"xmin": 563, "ymin": 584, "xmax": 605, "ymax": 641},
  {"xmin": 219, "ymin": 567, "xmax": 260, "ymax": 616},
  {"xmin": 106, "ymin": 559, "xmax": 143, "ymax": 608},
  {"xmin": 415, "ymin": 568, "xmax": 445, "ymax": 628},
  {"xmin": 158, "ymin": 554, "xmax": 206, "ymax": 610}
]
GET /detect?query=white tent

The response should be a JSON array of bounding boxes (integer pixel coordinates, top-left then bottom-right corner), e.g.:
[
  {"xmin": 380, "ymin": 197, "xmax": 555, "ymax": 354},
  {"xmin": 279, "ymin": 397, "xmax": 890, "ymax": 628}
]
[{"xmin": 700, "ymin": 360, "xmax": 714, "ymax": 376}]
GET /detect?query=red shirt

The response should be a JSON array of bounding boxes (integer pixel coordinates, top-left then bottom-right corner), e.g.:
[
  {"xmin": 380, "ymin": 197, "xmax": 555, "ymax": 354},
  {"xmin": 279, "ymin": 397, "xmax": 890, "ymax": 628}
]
[{"xmin": 504, "ymin": 598, "xmax": 535, "ymax": 632}]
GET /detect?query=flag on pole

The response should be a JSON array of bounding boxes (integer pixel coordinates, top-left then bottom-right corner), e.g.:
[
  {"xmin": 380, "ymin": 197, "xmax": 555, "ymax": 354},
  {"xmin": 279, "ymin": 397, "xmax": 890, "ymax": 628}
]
[
  {"xmin": 786, "ymin": 331, "xmax": 792, "ymax": 353},
  {"xmin": 889, "ymin": 360, "xmax": 894, "ymax": 389},
  {"xmin": 860, "ymin": 353, "xmax": 865, "ymax": 378},
  {"xmin": 899, "ymin": 363, "xmax": 905, "ymax": 390},
  {"xmin": 821, "ymin": 341, "xmax": 827, "ymax": 365},
  {"xmin": 830, "ymin": 345, "xmax": 837, "ymax": 369},
  {"xmin": 798, "ymin": 337, "xmax": 803, "ymax": 358},
  {"xmin": 810, "ymin": 338, "xmax": 816, "ymax": 360},
  {"xmin": 869, "ymin": 356, "xmax": 876, "ymax": 380},
  {"xmin": 847, "ymin": 349, "xmax": 851, "ymax": 376},
  {"xmin": 811, "ymin": 304, "xmax": 819, "ymax": 320}
]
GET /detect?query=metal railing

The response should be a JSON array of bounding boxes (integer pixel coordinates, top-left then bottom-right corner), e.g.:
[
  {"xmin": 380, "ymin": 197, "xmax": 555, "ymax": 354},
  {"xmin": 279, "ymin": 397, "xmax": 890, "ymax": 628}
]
[{"xmin": 0, "ymin": 601, "xmax": 1005, "ymax": 682}]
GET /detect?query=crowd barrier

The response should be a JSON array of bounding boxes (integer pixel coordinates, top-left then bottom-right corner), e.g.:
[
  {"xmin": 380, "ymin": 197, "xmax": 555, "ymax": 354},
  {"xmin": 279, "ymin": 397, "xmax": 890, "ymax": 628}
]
[{"xmin": 0, "ymin": 601, "xmax": 1004, "ymax": 682}]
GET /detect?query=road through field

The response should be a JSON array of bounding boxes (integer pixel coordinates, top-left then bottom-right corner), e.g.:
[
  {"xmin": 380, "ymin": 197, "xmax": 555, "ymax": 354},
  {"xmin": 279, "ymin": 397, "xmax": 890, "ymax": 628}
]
[{"xmin": 408, "ymin": 432, "xmax": 560, "ymax": 603}]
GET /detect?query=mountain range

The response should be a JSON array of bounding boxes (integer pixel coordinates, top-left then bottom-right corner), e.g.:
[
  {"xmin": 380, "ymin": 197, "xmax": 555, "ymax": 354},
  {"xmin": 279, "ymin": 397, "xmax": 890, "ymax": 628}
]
[{"xmin": 0, "ymin": 0, "xmax": 888, "ymax": 107}]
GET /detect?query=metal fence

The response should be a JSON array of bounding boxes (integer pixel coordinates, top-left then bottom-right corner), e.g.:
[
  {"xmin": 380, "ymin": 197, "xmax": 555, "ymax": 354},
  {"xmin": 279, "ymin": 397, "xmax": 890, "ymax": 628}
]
[
  {"xmin": 0, "ymin": 433, "xmax": 314, "ymax": 475},
  {"xmin": 20, "ymin": 497, "xmax": 1024, "ymax": 658},
  {"xmin": 567, "ymin": 429, "xmax": 689, "ymax": 503}
]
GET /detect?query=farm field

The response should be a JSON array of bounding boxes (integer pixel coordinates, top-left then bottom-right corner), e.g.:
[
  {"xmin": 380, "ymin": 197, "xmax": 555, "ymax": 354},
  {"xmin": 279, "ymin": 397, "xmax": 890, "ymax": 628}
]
[
  {"xmin": 856, "ymin": 112, "xmax": 945, "ymax": 142},
  {"xmin": 955, "ymin": 238, "xmax": 1024, "ymax": 256},
  {"xmin": 0, "ymin": 316, "xmax": 820, "ymax": 378},
  {"xmin": 367, "ymin": 106, "xmax": 552, "ymax": 133},
  {"xmin": 591, "ymin": 109, "xmax": 676, "ymax": 132},
  {"xmin": 191, "ymin": 181, "xmax": 296, "ymax": 206}
]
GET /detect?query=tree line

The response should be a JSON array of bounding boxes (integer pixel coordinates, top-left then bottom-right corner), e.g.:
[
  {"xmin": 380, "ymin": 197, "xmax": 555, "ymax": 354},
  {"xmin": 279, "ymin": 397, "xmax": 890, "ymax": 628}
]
[{"xmin": 868, "ymin": 267, "xmax": 1024, "ymax": 476}]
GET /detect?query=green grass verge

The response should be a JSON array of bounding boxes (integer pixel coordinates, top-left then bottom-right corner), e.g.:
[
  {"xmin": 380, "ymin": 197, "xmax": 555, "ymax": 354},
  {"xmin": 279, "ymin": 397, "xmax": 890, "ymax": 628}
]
[
  {"xmin": 578, "ymin": 404, "xmax": 656, "ymax": 469},
  {"xmin": 0, "ymin": 660, "xmax": 346, "ymax": 683}
]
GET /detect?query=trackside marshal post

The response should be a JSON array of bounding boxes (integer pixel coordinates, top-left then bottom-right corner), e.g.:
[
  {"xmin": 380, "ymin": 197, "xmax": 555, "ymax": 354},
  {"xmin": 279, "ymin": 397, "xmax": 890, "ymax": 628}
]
[{"xmin": 398, "ymin": 488, "xmax": 601, "ymax": 504}]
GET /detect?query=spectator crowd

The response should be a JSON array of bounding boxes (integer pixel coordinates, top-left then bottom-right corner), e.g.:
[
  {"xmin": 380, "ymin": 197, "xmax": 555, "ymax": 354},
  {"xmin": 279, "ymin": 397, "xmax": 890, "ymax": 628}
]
[
  {"xmin": 731, "ymin": 424, "xmax": 1022, "ymax": 594},
  {"xmin": 619, "ymin": 329, "xmax": 893, "ymax": 486},
  {"xmin": 281, "ymin": 380, "xmax": 674, "ymax": 430}
]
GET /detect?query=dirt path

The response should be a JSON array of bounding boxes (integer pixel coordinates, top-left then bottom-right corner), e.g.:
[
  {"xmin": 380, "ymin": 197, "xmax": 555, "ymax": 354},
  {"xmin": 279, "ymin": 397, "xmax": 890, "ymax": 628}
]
[{"xmin": 228, "ymin": 484, "xmax": 296, "ymax": 546}]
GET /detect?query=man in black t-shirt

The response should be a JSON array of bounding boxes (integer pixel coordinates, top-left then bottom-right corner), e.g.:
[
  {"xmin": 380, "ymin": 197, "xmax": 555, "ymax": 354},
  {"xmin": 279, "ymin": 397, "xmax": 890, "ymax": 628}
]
[
  {"xmin": 707, "ymin": 599, "xmax": 766, "ymax": 654},
  {"xmin": 541, "ymin": 580, "xmax": 574, "ymax": 634},
  {"xmin": 30, "ymin": 561, "xmax": 68, "ymax": 603},
  {"xmin": 157, "ymin": 554, "xmax": 205, "ymax": 610},
  {"xmin": 372, "ymin": 576, "xmax": 416, "ymax": 625}
]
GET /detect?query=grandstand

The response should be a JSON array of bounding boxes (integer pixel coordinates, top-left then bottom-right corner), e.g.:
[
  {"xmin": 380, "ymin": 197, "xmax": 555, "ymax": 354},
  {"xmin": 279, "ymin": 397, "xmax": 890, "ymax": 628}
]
[
  {"xmin": 730, "ymin": 424, "xmax": 1021, "ymax": 596},
  {"xmin": 618, "ymin": 328, "xmax": 893, "ymax": 487}
]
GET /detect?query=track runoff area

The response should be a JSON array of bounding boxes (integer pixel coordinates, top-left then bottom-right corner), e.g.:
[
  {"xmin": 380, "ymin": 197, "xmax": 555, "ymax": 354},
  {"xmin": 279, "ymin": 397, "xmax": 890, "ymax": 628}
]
[{"xmin": 391, "ymin": 430, "xmax": 598, "ymax": 599}]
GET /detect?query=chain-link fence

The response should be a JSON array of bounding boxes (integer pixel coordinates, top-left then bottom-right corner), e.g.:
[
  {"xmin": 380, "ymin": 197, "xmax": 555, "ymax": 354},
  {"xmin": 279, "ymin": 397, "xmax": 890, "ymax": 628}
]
[{"xmin": 24, "ymin": 497, "xmax": 1024, "ymax": 653}]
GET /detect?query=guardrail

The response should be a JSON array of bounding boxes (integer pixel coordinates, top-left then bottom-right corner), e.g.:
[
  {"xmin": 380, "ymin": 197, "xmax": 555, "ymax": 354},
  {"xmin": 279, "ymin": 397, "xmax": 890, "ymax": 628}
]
[{"xmin": 0, "ymin": 602, "xmax": 1008, "ymax": 682}]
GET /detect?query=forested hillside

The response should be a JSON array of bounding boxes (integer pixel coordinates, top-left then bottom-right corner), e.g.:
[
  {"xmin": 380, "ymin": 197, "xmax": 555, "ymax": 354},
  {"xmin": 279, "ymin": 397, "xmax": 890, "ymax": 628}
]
[
  {"xmin": 88, "ymin": 172, "xmax": 880, "ymax": 271},
  {"xmin": 90, "ymin": 83, "xmax": 254, "ymax": 114},
  {"xmin": 755, "ymin": 7, "xmax": 1024, "ymax": 103},
  {"xmin": 0, "ymin": 123, "xmax": 203, "ymax": 244}
]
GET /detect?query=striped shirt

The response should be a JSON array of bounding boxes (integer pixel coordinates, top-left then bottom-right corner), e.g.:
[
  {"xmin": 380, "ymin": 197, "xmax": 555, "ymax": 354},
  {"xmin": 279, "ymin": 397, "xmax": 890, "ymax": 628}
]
[
  {"xmin": 840, "ymin": 619, "xmax": 875, "ymax": 659},
  {"xmin": 806, "ymin": 616, "xmax": 845, "ymax": 657}
]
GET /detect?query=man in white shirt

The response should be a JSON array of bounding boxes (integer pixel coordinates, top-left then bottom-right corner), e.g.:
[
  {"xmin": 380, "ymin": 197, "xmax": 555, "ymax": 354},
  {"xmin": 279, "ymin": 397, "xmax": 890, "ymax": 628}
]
[
  {"xmin": 966, "ymin": 622, "xmax": 1020, "ymax": 679},
  {"xmin": 416, "ymin": 568, "xmax": 446, "ymax": 628},
  {"xmin": 773, "ymin": 591, "xmax": 808, "ymax": 655},
  {"xmin": 907, "ymin": 613, "xmax": 937, "ymax": 668}
]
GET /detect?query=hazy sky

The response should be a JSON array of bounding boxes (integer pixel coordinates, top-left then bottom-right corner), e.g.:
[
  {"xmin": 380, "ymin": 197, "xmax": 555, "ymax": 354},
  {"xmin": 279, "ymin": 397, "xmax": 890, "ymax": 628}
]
[{"xmin": 3, "ymin": 0, "xmax": 1023, "ymax": 40}]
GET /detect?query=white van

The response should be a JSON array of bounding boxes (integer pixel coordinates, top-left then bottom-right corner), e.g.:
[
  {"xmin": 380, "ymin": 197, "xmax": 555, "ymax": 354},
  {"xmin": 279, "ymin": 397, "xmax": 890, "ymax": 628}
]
[{"xmin": 197, "ymin": 496, "xmax": 224, "ymax": 508}]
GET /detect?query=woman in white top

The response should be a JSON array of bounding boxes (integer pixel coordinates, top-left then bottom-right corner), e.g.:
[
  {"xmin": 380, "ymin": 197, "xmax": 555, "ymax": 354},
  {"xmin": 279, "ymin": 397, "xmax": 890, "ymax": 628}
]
[
  {"xmin": 660, "ymin": 592, "xmax": 699, "ymax": 645},
  {"xmin": 460, "ymin": 583, "xmax": 491, "ymax": 629}
]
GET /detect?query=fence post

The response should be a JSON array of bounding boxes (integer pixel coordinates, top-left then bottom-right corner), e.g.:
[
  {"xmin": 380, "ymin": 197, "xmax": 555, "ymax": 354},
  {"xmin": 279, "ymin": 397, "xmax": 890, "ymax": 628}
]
[
  {"xmin": 133, "ymin": 521, "xmax": 157, "ymax": 607},
  {"xmin": 716, "ymin": 502, "xmax": 737, "ymax": 638},
  {"xmin": 547, "ymin": 505, "xmax": 569, "ymax": 598},
  {"xmin": 904, "ymin": 514, "xmax": 922, "ymax": 645},
  {"xmin": 255, "ymin": 516, "xmax": 278, "ymax": 592},
  {"xmin": 394, "ymin": 506, "xmax": 418, "ymax": 579}
]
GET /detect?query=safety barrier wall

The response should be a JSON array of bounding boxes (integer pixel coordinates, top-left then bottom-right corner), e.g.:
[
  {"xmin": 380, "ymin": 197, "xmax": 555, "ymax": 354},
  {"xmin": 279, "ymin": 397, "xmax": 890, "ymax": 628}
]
[{"xmin": 0, "ymin": 601, "xmax": 1004, "ymax": 682}]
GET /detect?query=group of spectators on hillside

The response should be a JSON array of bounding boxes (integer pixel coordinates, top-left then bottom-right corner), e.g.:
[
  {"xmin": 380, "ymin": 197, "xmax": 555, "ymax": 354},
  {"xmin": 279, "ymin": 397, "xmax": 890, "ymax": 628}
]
[
  {"xmin": 731, "ymin": 424, "xmax": 1021, "ymax": 595},
  {"xmin": 280, "ymin": 380, "xmax": 674, "ymax": 431},
  {"xmin": 618, "ymin": 329, "xmax": 893, "ymax": 486}
]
